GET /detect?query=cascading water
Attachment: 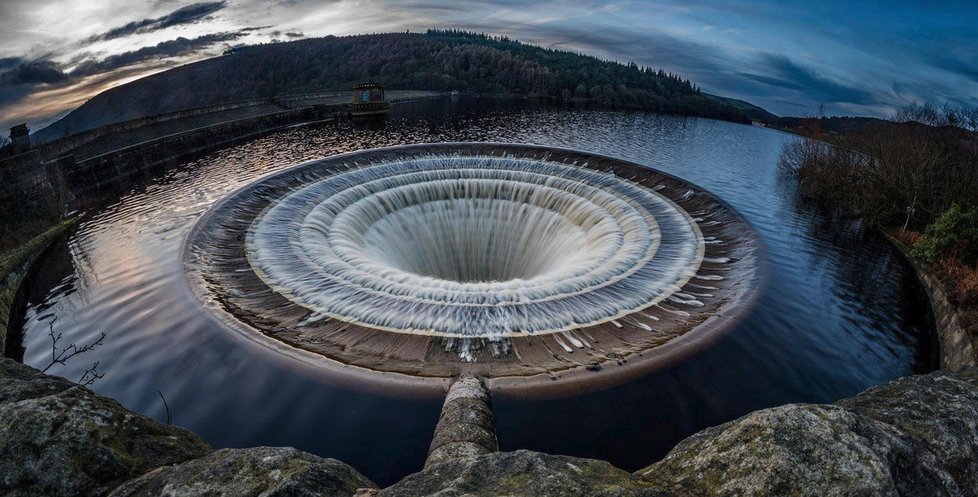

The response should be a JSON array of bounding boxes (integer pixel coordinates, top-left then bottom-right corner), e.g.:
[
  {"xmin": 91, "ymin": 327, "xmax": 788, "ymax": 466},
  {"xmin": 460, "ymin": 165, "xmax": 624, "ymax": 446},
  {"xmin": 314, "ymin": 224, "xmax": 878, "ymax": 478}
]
[{"xmin": 185, "ymin": 143, "xmax": 761, "ymax": 395}]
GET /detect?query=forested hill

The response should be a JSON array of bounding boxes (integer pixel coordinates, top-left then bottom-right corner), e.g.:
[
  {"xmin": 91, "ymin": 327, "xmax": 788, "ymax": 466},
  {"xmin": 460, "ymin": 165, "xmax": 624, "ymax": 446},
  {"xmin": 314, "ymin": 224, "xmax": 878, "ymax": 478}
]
[
  {"xmin": 704, "ymin": 93, "xmax": 779, "ymax": 123},
  {"xmin": 37, "ymin": 30, "xmax": 758, "ymax": 141}
]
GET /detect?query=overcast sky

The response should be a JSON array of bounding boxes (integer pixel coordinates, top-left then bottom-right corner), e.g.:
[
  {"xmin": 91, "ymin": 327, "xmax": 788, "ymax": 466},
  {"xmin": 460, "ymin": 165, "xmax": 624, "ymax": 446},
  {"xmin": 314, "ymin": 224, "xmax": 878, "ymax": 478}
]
[{"xmin": 1, "ymin": 0, "xmax": 977, "ymax": 131}]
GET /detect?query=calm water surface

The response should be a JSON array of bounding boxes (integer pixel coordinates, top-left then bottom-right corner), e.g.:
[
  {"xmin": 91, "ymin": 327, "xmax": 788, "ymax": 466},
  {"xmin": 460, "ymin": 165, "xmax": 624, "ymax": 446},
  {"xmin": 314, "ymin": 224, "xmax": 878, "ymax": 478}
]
[{"xmin": 17, "ymin": 97, "xmax": 934, "ymax": 485}]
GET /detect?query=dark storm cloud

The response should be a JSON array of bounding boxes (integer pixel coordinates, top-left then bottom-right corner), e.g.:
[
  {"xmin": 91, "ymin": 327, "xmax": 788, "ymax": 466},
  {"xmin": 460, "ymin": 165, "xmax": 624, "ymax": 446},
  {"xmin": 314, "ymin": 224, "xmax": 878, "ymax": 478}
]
[
  {"xmin": 87, "ymin": 1, "xmax": 227, "ymax": 42},
  {"xmin": 72, "ymin": 31, "xmax": 246, "ymax": 76},
  {"xmin": 0, "ymin": 58, "xmax": 68, "ymax": 87},
  {"xmin": 0, "ymin": 60, "xmax": 68, "ymax": 86},
  {"xmin": 739, "ymin": 55, "xmax": 879, "ymax": 106},
  {"xmin": 0, "ymin": 57, "xmax": 21, "ymax": 70},
  {"xmin": 0, "ymin": 17, "xmax": 248, "ymax": 128},
  {"xmin": 270, "ymin": 30, "xmax": 306, "ymax": 38}
]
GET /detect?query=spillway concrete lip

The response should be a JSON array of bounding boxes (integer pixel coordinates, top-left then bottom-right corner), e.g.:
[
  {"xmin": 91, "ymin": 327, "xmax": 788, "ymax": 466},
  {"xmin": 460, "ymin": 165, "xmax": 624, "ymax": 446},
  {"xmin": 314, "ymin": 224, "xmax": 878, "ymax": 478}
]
[{"xmin": 182, "ymin": 142, "xmax": 766, "ymax": 400}]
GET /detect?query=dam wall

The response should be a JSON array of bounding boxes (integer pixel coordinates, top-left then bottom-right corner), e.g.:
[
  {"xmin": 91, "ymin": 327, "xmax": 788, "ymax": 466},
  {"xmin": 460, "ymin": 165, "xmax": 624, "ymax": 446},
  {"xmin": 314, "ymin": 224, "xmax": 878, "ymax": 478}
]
[
  {"xmin": 21, "ymin": 97, "xmax": 279, "ymax": 157},
  {"xmin": 0, "ymin": 92, "xmax": 439, "ymax": 245},
  {"xmin": 62, "ymin": 104, "xmax": 337, "ymax": 197},
  {"xmin": 0, "ymin": 104, "xmax": 335, "ymax": 229}
]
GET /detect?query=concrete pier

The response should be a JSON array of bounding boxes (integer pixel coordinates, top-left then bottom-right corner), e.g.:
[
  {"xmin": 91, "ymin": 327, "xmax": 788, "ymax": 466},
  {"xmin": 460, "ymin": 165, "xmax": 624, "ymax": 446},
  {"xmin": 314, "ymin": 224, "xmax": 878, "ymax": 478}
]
[{"xmin": 425, "ymin": 373, "xmax": 498, "ymax": 468}]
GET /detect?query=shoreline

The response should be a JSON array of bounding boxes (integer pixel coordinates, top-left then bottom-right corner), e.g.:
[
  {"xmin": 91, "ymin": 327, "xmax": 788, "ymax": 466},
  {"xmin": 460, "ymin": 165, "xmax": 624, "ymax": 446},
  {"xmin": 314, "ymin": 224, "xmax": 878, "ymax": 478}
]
[
  {"xmin": 0, "ymin": 218, "xmax": 76, "ymax": 354},
  {"xmin": 884, "ymin": 231, "xmax": 976, "ymax": 370}
]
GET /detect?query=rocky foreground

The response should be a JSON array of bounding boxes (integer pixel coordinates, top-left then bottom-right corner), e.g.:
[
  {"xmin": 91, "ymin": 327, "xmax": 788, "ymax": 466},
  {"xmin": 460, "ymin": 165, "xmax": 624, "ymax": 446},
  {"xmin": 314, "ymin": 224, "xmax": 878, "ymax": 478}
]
[{"xmin": 1, "ymin": 358, "xmax": 976, "ymax": 496}]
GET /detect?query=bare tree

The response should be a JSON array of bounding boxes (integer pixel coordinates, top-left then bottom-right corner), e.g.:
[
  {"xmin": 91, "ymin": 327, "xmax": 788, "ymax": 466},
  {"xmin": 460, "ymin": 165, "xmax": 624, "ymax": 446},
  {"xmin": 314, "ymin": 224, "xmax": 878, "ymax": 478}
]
[
  {"xmin": 895, "ymin": 101, "xmax": 945, "ymax": 126},
  {"xmin": 43, "ymin": 321, "xmax": 107, "ymax": 387},
  {"xmin": 962, "ymin": 106, "xmax": 978, "ymax": 133},
  {"xmin": 780, "ymin": 101, "xmax": 978, "ymax": 230},
  {"xmin": 158, "ymin": 391, "xmax": 172, "ymax": 425},
  {"xmin": 78, "ymin": 362, "xmax": 105, "ymax": 386}
]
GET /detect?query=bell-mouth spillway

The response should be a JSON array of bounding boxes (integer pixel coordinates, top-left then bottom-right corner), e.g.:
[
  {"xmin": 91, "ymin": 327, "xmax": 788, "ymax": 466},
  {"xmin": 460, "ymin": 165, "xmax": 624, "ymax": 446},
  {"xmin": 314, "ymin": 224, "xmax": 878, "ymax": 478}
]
[{"xmin": 183, "ymin": 143, "xmax": 764, "ymax": 398}]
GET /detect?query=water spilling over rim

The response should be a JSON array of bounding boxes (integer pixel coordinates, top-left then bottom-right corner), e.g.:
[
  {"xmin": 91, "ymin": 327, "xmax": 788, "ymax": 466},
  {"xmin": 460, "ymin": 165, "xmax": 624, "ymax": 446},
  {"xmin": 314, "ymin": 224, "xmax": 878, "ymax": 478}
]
[
  {"xmin": 184, "ymin": 143, "xmax": 762, "ymax": 394},
  {"xmin": 247, "ymin": 157, "xmax": 702, "ymax": 337}
]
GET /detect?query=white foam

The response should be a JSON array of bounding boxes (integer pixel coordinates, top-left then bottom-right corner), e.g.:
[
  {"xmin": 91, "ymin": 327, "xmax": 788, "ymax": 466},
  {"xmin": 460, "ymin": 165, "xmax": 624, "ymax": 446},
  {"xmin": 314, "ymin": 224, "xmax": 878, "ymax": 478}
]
[{"xmin": 246, "ymin": 155, "xmax": 707, "ymax": 338}]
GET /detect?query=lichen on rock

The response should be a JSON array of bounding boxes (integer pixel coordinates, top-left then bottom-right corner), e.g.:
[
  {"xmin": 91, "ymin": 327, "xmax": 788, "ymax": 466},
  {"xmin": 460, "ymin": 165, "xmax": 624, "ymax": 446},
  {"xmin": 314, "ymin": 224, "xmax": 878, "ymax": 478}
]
[
  {"xmin": 383, "ymin": 449, "xmax": 670, "ymax": 497},
  {"xmin": 837, "ymin": 368, "xmax": 978, "ymax": 495},
  {"xmin": 636, "ymin": 368, "xmax": 978, "ymax": 497},
  {"xmin": 0, "ymin": 358, "xmax": 211, "ymax": 496},
  {"xmin": 2, "ymin": 357, "xmax": 977, "ymax": 496},
  {"xmin": 109, "ymin": 447, "xmax": 377, "ymax": 497}
]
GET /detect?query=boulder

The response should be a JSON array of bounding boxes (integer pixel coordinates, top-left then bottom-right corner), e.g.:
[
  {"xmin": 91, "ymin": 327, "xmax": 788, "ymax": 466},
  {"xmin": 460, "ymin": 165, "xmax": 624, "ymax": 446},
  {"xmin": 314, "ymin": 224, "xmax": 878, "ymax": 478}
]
[
  {"xmin": 380, "ymin": 449, "xmax": 670, "ymax": 497},
  {"xmin": 838, "ymin": 368, "xmax": 978, "ymax": 495},
  {"xmin": 0, "ymin": 358, "xmax": 212, "ymax": 496},
  {"xmin": 4, "ymin": 353, "xmax": 978, "ymax": 497},
  {"xmin": 110, "ymin": 447, "xmax": 377, "ymax": 497},
  {"xmin": 637, "ymin": 368, "xmax": 978, "ymax": 497}
]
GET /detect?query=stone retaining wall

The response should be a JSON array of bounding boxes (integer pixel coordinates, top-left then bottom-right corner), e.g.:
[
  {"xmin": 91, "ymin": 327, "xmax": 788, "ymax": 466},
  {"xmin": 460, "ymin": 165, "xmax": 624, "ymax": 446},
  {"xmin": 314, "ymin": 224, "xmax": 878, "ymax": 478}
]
[
  {"xmin": 886, "ymin": 233, "xmax": 977, "ymax": 370},
  {"xmin": 0, "ymin": 219, "xmax": 75, "ymax": 353}
]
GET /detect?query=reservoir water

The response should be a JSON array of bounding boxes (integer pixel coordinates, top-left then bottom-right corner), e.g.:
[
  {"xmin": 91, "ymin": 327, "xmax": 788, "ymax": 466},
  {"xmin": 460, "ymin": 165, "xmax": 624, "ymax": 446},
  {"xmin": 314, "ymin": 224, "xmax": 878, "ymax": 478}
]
[{"xmin": 15, "ymin": 97, "xmax": 934, "ymax": 485}]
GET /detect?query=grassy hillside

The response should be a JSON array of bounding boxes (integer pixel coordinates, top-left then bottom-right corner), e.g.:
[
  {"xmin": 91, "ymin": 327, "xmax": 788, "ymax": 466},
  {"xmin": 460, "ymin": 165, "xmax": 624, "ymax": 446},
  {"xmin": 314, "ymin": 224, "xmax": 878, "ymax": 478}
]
[{"xmin": 36, "ymin": 30, "xmax": 754, "ymax": 141}]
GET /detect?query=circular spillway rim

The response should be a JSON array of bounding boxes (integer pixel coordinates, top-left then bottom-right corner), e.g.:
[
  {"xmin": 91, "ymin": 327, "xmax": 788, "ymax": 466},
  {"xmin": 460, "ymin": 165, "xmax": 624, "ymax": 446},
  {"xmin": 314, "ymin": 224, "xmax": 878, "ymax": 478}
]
[
  {"xmin": 181, "ymin": 142, "xmax": 767, "ymax": 399},
  {"xmin": 241, "ymin": 158, "xmax": 706, "ymax": 337}
]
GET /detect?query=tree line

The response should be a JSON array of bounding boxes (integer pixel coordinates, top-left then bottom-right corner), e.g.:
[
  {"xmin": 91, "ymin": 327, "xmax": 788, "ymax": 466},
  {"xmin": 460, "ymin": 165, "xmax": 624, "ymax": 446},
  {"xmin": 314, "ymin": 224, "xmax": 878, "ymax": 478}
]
[{"xmin": 40, "ymin": 30, "xmax": 749, "ymax": 137}]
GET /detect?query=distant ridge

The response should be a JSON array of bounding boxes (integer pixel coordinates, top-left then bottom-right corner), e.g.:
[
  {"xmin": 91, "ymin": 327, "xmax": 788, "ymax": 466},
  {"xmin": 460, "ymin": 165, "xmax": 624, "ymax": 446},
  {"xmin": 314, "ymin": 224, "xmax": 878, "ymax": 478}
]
[
  {"xmin": 704, "ymin": 93, "xmax": 779, "ymax": 123},
  {"xmin": 35, "ymin": 30, "xmax": 767, "ymax": 142}
]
